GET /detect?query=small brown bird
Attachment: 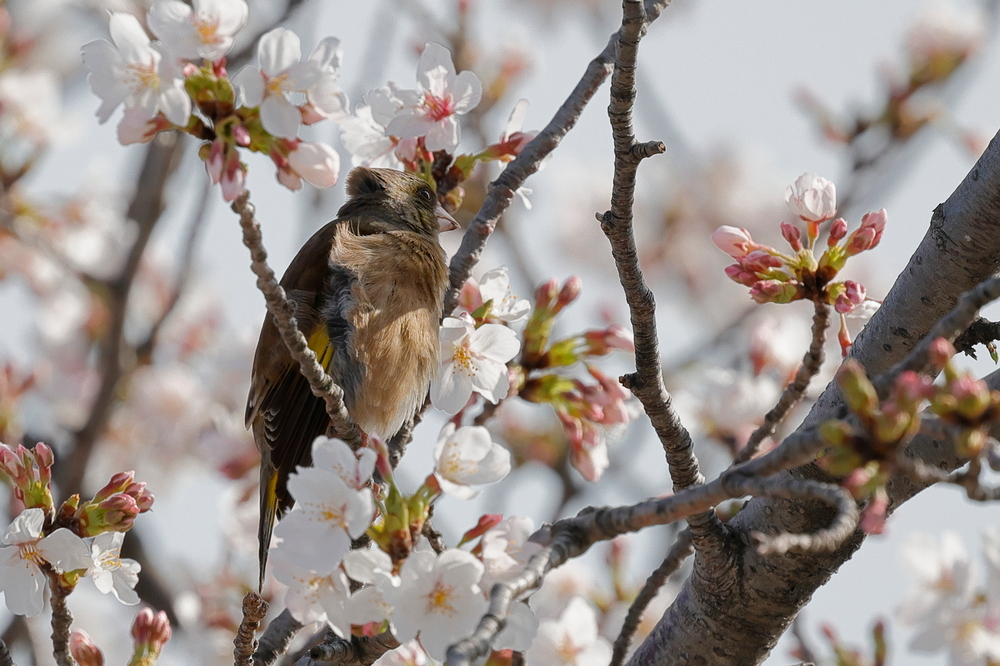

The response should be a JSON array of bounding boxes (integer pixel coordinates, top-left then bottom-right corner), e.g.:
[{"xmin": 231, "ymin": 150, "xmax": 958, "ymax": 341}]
[{"xmin": 245, "ymin": 166, "xmax": 458, "ymax": 586}]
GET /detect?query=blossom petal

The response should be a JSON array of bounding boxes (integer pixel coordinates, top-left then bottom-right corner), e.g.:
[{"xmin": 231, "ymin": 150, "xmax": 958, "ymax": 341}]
[
  {"xmin": 232, "ymin": 65, "xmax": 265, "ymax": 106},
  {"xmin": 258, "ymin": 27, "xmax": 301, "ymax": 76},
  {"xmin": 260, "ymin": 95, "xmax": 301, "ymax": 139},
  {"xmin": 450, "ymin": 70, "xmax": 483, "ymax": 114}
]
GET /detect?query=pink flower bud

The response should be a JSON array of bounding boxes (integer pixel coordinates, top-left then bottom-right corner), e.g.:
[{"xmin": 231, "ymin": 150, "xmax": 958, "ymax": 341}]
[
  {"xmin": 827, "ymin": 218, "xmax": 848, "ymax": 246},
  {"xmin": 711, "ymin": 225, "xmax": 756, "ymax": 259},
  {"xmin": 131, "ymin": 608, "xmax": 172, "ymax": 655},
  {"xmin": 750, "ymin": 280, "xmax": 801, "ymax": 304},
  {"xmin": 553, "ymin": 276, "xmax": 582, "ymax": 314},
  {"xmin": 845, "ymin": 209, "xmax": 888, "ymax": 255},
  {"xmin": 724, "ymin": 264, "xmax": 758, "ymax": 287},
  {"xmin": 740, "ymin": 250, "xmax": 783, "ymax": 273},
  {"xmin": 780, "ymin": 222, "xmax": 803, "ymax": 252},
  {"xmin": 95, "ymin": 472, "xmax": 135, "ymax": 503},
  {"xmin": 205, "ymin": 140, "xmax": 224, "ymax": 184},
  {"xmin": 232, "ymin": 124, "xmax": 251, "ymax": 147},
  {"xmin": 125, "ymin": 482, "xmax": 154, "ymax": 513},
  {"xmin": 288, "ymin": 141, "xmax": 340, "ymax": 189},
  {"xmin": 535, "ymin": 279, "xmax": 560, "ymax": 310},
  {"xmin": 221, "ymin": 151, "xmax": 247, "ymax": 202},
  {"xmin": 34, "ymin": 443, "xmax": 53, "ymax": 470},
  {"xmin": 928, "ymin": 337, "xmax": 956, "ymax": 369},
  {"xmin": 70, "ymin": 631, "xmax": 104, "ymax": 666}
]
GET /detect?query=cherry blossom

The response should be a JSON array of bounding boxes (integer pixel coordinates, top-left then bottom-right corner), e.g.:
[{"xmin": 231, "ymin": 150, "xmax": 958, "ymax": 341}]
[
  {"xmin": 897, "ymin": 531, "xmax": 975, "ymax": 626},
  {"xmin": 81, "ymin": 12, "xmax": 191, "ymax": 127},
  {"xmin": 147, "ymin": 0, "xmax": 249, "ymax": 62},
  {"xmin": 310, "ymin": 436, "xmax": 375, "ymax": 491},
  {"xmin": 272, "ymin": 462, "xmax": 373, "ymax": 573},
  {"xmin": 457, "ymin": 266, "xmax": 531, "ymax": 324},
  {"xmin": 525, "ymin": 596, "xmax": 613, "ymax": 666},
  {"xmin": 388, "ymin": 549, "xmax": 488, "ymax": 661},
  {"xmin": 784, "ymin": 172, "xmax": 836, "ymax": 222},
  {"xmin": 385, "ymin": 42, "xmax": 483, "ymax": 152},
  {"xmin": 479, "ymin": 516, "xmax": 542, "ymax": 590},
  {"xmin": 0, "ymin": 68, "xmax": 62, "ymax": 147},
  {"xmin": 232, "ymin": 28, "xmax": 321, "ymax": 139},
  {"xmin": 339, "ymin": 85, "xmax": 409, "ymax": 168},
  {"xmin": 433, "ymin": 423, "xmax": 511, "ymax": 499},
  {"xmin": 86, "ymin": 531, "xmax": 141, "ymax": 605},
  {"xmin": 270, "ymin": 551, "xmax": 352, "ymax": 632},
  {"xmin": 342, "ymin": 547, "xmax": 398, "ymax": 627},
  {"xmin": 430, "ymin": 314, "xmax": 520, "ymax": 414},
  {"xmin": 304, "ymin": 37, "xmax": 350, "ymax": 121},
  {"xmin": 281, "ymin": 141, "xmax": 341, "ymax": 190},
  {"xmin": 0, "ymin": 508, "xmax": 92, "ymax": 617}
]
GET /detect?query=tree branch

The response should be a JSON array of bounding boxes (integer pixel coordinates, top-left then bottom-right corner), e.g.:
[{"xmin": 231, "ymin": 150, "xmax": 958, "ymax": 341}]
[
  {"xmin": 444, "ymin": 0, "xmax": 674, "ymax": 313},
  {"xmin": 235, "ymin": 593, "xmax": 268, "ymax": 666},
  {"xmin": 736, "ymin": 301, "xmax": 830, "ymax": 464},
  {"xmin": 230, "ymin": 191, "xmax": 362, "ymax": 448},
  {"xmin": 253, "ymin": 610, "xmax": 303, "ymax": 666}
]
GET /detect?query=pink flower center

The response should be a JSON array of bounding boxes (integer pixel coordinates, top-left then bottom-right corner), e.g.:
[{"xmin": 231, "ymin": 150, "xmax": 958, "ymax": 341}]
[{"xmin": 423, "ymin": 91, "xmax": 455, "ymax": 122}]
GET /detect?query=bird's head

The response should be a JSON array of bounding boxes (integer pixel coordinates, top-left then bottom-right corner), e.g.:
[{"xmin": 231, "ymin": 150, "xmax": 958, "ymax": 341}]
[{"xmin": 340, "ymin": 166, "xmax": 459, "ymax": 237}]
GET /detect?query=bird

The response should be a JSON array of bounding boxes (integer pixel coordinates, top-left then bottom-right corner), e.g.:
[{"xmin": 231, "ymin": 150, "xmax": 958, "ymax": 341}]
[{"xmin": 245, "ymin": 166, "xmax": 459, "ymax": 588}]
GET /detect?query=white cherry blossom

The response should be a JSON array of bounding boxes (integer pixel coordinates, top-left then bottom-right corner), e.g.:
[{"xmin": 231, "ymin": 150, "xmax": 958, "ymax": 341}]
[
  {"xmin": 232, "ymin": 28, "xmax": 321, "ymax": 139},
  {"xmin": 430, "ymin": 314, "xmax": 520, "ymax": 414},
  {"xmin": 342, "ymin": 547, "xmax": 397, "ymax": 627},
  {"xmin": 86, "ymin": 531, "xmax": 140, "ymax": 605},
  {"xmin": 270, "ymin": 551, "xmax": 352, "ymax": 632},
  {"xmin": 81, "ymin": 12, "xmax": 191, "ymax": 126},
  {"xmin": 479, "ymin": 516, "xmax": 542, "ymax": 590},
  {"xmin": 310, "ymin": 436, "xmax": 375, "ymax": 491},
  {"xmin": 305, "ymin": 37, "xmax": 349, "ymax": 120},
  {"xmin": 388, "ymin": 549, "xmax": 488, "ymax": 661},
  {"xmin": 897, "ymin": 531, "xmax": 976, "ymax": 626},
  {"xmin": 272, "ymin": 466, "xmax": 373, "ymax": 573},
  {"xmin": 284, "ymin": 141, "xmax": 341, "ymax": 190},
  {"xmin": 433, "ymin": 423, "xmax": 511, "ymax": 499},
  {"xmin": 784, "ymin": 172, "xmax": 836, "ymax": 222},
  {"xmin": 0, "ymin": 509, "xmax": 92, "ymax": 617},
  {"xmin": 385, "ymin": 42, "xmax": 482, "ymax": 152},
  {"xmin": 525, "ymin": 596, "xmax": 612, "ymax": 666},
  {"xmin": 147, "ymin": 0, "xmax": 248, "ymax": 62}
]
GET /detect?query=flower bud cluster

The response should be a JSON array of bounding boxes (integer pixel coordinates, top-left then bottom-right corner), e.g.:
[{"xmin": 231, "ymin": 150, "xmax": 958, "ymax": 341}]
[
  {"xmin": 818, "ymin": 339, "xmax": 1000, "ymax": 532},
  {"xmin": 926, "ymin": 338, "xmax": 1000, "ymax": 457},
  {"xmin": 59, "ymin": 471, "xmax": 155, "ymax": 536},
  {"xmin": 0, "ymin": 442, "xmax": 54, "ymax": 511},
  {"xmin": 713, "ymin": 174, "xmax": 886, "ymax": 355}
]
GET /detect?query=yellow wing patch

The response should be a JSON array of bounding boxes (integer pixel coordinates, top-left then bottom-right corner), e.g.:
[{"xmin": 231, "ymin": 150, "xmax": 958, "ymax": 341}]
[{"xmin": 308, "ymin": 326, "xmax": 335, "ymax": 369}]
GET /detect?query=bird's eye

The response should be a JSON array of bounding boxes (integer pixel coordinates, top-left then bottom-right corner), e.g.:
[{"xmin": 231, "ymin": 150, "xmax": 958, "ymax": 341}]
[{"xmin": 418, "ymin": 188, "xmax": 434, "ymax": 203}]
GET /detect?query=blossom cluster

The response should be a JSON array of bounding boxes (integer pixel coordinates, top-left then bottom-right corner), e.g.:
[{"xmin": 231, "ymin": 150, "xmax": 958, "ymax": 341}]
[
  {"xmin": 80, "ymin": 0, "xmax": 346, "ymax": 200},
  {"xmin": 267, "ymin": 434, "xmax": 524, "ymax": 661},
  {"xmin": 713, "ymin": 172, "xmax": 884, "ymax": 355},
  {"xmin": 0, "ymin": 442, "xmax": 152, "ymax": 619}
]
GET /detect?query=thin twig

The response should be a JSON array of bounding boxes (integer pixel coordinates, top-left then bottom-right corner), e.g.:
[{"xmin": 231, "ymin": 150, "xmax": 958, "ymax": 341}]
[
  {"xmin": 609, "ymin": 529, "xmax": 694, "ymax": 666},
  {"xmin": 47, "ymin": 571, "xmax": 74, "ymax": 666},
  {"xmin": 253, "ymin": 610, "xmax": 303, "ymax": 666},
  {"xmin": 736, "ymin": 301, "xmax": 830, "ymax": 464},
  {"xmin": 230, "ymin": 191, "xmax": 362, "ymax": 448},
  {"xmin": 873, "ymin": 275, "xmax": 1000, "ymax": 396},
  {"xmin": 444, "ymin": 0, "xmax": 675, "ymax": 313},
  {"xmin": 291, "ymin": 631, "xmax": 399, "ymax": 666},
  {"xmin": 235, "ymin": 593, "xmax": 268, "ymax": 666},
  {"xmin": 598, "ymin": 0, "xmax": 703, "ymax": 496}
]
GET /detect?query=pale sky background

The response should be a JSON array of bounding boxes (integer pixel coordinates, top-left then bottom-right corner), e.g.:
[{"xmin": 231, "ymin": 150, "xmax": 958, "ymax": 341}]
[{"xmin": 3, "ymin": 0, "xmax": 1000, "ymax": 664}]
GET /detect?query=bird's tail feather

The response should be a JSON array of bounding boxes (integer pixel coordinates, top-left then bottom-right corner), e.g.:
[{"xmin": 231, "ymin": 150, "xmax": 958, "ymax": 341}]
[{"xmin": 258, "ymin": 466, "xmax": 279, "ymax": 592}]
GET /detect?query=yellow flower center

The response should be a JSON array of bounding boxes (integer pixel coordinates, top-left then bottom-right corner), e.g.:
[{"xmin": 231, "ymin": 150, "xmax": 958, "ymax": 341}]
[
  {"xmin": 126, "ymin": 63, "xmax": 160, "ymax": 95},
  {"xmin": 266, "ymin": 73, "xmax": 289, "ymax": 97},
  {"xmin": 452, "ymin": 344, "xmax": 473, "ymax": 374},
  {"xmin": 427, "ymin": 581, "xmax": 456, "ymax": 616},
  {"xmin": 18, "ymin": 542, "xmax": 44, "ymax": 566},
  {"xmin": 194, "ymin": 15, "xmax": 219, "ymax": 44}
]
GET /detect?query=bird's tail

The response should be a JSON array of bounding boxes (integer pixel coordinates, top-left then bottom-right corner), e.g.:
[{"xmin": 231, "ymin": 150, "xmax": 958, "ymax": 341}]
[{"xmin": 258, "ymin": 464, "xmax": 280, "ymax": 592}]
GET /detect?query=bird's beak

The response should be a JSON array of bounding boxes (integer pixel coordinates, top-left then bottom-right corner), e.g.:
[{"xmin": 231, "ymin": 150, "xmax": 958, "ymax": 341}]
[{"xmin": 436, "ymin": 204, "xmax": 460, "ymax": 232}]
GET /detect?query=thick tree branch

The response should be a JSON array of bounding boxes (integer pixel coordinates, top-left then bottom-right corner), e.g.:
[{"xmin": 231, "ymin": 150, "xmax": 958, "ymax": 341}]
[
  {"xmin": 629, "ymin": 127, "xmax": 1000, "ymax": 666},
  {"xmin": 230, "ymin": 192, "xmax": 361, "ymax": 448},
  {"xmin": 253, "ymin": 610, "xmax": 303, "ymax": 666}
]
